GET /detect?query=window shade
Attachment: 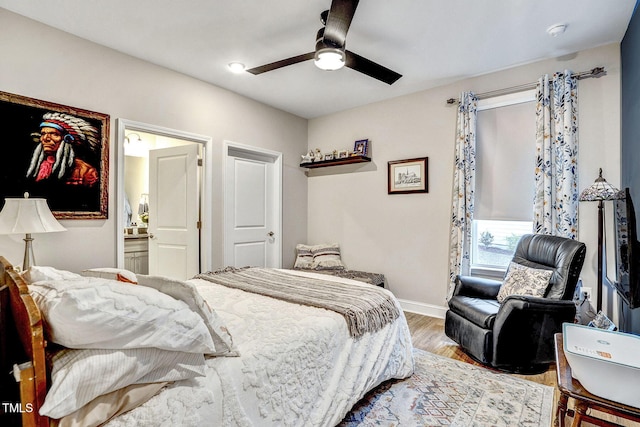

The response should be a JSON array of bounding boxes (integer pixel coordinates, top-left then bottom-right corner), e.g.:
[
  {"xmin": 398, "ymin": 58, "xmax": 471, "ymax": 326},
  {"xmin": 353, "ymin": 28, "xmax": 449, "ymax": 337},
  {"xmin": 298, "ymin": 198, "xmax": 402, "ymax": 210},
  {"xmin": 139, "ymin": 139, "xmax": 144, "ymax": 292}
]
[{"xmin": 474, "ymin": 100, "xmax": 536, "ymax": 221}]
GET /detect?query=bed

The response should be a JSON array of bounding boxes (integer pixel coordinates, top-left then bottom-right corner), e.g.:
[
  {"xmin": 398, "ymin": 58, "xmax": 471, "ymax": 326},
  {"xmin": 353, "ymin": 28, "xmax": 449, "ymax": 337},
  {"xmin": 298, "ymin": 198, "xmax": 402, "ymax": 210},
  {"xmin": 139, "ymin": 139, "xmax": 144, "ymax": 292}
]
[{"xmin": 0, "ymin": 257, "xmax": 414, "ymax": 427}]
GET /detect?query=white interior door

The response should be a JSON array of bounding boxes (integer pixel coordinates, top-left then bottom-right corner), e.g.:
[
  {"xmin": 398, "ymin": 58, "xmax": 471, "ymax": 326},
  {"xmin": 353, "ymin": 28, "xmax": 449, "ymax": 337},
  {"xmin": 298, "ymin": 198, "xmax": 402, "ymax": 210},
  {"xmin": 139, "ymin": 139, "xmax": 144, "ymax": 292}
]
[
  {"xmin": 224, "ymin": 144, "xmax": 281, "ymax": 268},
  {"xmin": 148, "ymin": 144, "xmax": 200, "ymax": 279}
]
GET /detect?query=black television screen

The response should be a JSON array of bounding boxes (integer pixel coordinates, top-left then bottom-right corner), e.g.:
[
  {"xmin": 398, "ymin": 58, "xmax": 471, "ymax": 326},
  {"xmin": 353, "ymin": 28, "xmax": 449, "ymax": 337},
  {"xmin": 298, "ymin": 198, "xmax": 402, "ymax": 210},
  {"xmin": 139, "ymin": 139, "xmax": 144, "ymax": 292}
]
[{"xmin": 610, "ymin": 188, "xmax": 640, "ymax": 308}]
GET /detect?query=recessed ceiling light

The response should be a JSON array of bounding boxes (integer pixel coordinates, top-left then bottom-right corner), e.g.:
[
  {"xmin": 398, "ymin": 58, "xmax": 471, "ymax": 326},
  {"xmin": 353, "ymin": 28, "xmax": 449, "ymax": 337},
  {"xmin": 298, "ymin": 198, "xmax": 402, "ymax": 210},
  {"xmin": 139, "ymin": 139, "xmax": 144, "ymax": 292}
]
[
  {"xmin": 547, "ymin": 24, "xmax": 567, "ymax": 37},
  {"xmin": 228, "ymin": 62, "xmax": 246, "ymax": 73}
]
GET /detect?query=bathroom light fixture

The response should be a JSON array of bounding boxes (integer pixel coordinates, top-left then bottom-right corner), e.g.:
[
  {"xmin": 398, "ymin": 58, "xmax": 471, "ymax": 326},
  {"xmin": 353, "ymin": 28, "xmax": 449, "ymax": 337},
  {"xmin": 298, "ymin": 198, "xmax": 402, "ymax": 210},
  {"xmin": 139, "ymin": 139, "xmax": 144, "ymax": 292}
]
[
  {"xmin": 314, "ymin": 47, "xmax": 345, "ymax": 71},
  {"xmin": 125, "ymin": 133, "xmax": 142, "ymax": 144},
  {"xmin": 228, "ymin": 62, "xmax": 246, "ymax": 73},
  {"xmin": 546, "ymin": 23, "xmax": 567, "ymax": 37}
]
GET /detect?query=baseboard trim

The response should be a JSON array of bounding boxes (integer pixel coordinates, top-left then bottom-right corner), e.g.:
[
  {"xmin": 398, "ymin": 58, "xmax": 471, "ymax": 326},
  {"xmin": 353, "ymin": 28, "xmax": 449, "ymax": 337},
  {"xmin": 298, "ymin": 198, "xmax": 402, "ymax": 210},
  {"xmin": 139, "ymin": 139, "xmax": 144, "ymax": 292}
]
[{"xmin": 398, "ymin": 298, "xmax": 447, "ymax": 319}]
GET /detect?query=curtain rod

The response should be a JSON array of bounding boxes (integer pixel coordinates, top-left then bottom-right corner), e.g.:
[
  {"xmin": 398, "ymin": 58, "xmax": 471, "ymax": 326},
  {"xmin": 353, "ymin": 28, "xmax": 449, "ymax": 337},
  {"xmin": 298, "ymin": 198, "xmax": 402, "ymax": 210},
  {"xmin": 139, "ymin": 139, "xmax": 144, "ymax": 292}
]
[{"xmin": 445, "ymin": 66, "xmax": 606, "ymax": 105}]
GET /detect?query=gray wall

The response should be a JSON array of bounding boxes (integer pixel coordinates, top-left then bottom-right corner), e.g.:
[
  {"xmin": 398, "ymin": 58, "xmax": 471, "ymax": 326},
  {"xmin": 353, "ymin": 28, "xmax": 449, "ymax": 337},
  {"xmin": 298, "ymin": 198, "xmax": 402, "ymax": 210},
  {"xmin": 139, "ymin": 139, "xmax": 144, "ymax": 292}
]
[
  {"xmin": 0, "ymin": 9, "xmax": 309, "ymax": 272},
  {"xmin": 620, "ymin": 3, "xmax": 640, "ymax": 332},
  {"xmin": 308, "ymin": 44, "xmax": 622, "ymax": 316}
]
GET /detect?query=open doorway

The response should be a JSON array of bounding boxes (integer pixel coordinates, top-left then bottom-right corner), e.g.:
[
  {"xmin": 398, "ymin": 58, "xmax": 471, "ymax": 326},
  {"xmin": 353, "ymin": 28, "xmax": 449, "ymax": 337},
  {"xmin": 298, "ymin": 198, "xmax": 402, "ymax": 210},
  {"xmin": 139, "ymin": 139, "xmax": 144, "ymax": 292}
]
[{"xmin": 116, "ymin": 119, "xmax": 213, "ymax": 278}]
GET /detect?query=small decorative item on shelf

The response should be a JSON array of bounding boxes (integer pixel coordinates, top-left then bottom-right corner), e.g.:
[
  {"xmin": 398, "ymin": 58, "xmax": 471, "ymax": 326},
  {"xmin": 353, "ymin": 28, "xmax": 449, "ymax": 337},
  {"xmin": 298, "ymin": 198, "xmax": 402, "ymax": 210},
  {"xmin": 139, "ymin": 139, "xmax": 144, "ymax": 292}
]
[
  {"xmin": 338, "ymin": 150, "xmax": 348, "ymax": 159},
  {"xmin": 301, "ymin": 151, "xmax": 314, "ymax": 163},
  {"xmin": 314, "ymin": 148, "xmax": 323, "ymax": 162},
  {"xmin": 324, "ymin": 153, "xmax": 334, "ymax": 161},
  {"xmin": 354, "ymin": 139, "xmax": 369, "ymax": 157}
]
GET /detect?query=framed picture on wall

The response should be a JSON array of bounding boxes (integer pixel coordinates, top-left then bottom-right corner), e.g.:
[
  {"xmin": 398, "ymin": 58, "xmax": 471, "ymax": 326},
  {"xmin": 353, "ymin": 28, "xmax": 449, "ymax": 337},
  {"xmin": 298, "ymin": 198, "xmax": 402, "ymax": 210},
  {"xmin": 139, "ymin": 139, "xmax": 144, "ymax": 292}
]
[
  {"xmin": 354, "ymin": 139, "xmax": 369, "ymax": 157},
  {"xmin": 0, "ymin": 91, "xmax": 110, "ymax": 219},
  {"xmin": 388, "ymin": 157, "xmax": 428, "ymax": 194}
]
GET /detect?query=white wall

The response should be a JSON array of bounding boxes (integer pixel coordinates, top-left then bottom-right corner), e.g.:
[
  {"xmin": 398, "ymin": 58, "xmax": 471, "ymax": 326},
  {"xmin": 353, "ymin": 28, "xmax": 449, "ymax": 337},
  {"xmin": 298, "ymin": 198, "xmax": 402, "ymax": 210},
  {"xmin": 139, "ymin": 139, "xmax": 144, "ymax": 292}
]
[
  {"xmin": 0, "ymin": 9, "xmax": 309, "ymax": 271},
  {"xmin": 308, "ymin": 44, "xmax": 622, "ymax": 317}
]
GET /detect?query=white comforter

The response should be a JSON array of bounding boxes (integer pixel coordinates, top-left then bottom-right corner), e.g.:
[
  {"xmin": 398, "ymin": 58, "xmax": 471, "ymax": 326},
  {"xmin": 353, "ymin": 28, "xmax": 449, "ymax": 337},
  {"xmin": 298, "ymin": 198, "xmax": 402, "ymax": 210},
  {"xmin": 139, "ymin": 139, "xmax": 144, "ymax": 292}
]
[{"xmin": 106, "ymin": 270, "xmax": 414, "ymax": 427}]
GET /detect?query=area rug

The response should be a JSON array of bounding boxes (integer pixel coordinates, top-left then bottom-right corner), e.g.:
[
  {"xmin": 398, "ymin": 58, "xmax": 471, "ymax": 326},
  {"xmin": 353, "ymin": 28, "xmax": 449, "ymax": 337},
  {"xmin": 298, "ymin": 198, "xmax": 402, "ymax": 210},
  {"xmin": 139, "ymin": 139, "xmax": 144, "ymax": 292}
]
[{"xmin": 339, "ymin": 348, "xmax": 554, "ymax": 426}]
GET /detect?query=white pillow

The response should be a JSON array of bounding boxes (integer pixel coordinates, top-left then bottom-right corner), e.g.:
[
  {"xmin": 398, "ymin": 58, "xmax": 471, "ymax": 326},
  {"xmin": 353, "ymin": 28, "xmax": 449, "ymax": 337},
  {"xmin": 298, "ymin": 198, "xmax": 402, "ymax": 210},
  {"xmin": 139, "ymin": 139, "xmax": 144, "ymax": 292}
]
[
  {"xmin": 137, "ymin": 275, "xmax": 236, "ymax": 356},
  {"xmin": 497, "ymin": 262, "xmax": 553, "ymax": 303},
  {"xmin": 29, "ymin": 277, "xmax": 216, "ymax": 353},
  {"xmin": 22, "ymin": 266, "xmax": 82, "ymax": 284},
  {"xmin": 40, "ymin": 346, "xmax": 204, "ymax": 419},
  {"xmin": 58, "ymin": 382, "xmax": 167, "ymax": 427},
  {"xmin": 81, "ymin": 267, "xmax": 138, "ymax": 284}
]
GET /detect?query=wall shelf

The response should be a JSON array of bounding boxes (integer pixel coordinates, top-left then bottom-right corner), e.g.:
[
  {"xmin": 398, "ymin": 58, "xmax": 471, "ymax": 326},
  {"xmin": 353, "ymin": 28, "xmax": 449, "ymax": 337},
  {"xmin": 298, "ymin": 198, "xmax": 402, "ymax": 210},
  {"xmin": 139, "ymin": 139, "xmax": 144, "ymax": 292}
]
[{"xmin": 300, "ymin": 156, "xmax": 371, "ymax": 169}]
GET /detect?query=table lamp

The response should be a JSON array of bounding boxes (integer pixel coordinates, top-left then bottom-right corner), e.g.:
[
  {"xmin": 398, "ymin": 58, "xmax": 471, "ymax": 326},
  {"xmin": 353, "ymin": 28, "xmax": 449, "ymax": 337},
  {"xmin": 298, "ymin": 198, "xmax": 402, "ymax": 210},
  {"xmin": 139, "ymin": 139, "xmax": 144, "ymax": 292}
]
[
  {"xmin": 0, "ymin": 193, "xmax": 66, "ymax": 271},
  {"xmin": 579, "ymin": 168, "xmax": 621, "ymax": 312}
]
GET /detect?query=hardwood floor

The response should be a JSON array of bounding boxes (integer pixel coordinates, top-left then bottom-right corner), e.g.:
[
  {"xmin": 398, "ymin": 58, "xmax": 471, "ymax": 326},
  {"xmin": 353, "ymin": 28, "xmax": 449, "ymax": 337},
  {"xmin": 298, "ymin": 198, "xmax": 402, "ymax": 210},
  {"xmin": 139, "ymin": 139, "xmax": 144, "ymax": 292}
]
[
  {"xmin": 404, "ymin": 311, "xmax": 557, "ymax": 386},
  {"xmin": 404, "ymin": 311, "xmax": 639, "ymax": 427}
]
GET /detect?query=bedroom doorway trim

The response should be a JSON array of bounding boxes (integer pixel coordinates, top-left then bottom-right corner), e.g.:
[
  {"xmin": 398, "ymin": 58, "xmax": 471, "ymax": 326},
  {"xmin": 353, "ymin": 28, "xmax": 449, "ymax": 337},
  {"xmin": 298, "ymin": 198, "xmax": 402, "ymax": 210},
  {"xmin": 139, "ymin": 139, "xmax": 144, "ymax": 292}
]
[
  {"xmin": 116, "ymin": 119, "xmax": 213, "ymax": 272},
  {"xmin": 223, "ymin": 140, "xmax": 283, "ymax": 268}
]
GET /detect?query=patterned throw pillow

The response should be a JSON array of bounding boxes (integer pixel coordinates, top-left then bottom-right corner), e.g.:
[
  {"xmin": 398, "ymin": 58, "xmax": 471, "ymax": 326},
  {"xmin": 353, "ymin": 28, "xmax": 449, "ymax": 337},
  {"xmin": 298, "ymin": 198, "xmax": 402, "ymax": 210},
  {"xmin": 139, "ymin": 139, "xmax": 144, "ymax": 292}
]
[
  {"xmin": 311, "ymin": 243, "xmax": 345, "ymax": 270},
  {"xmin": 293, "ymin": 243, "xmax": 346, "ymax": 270},
  {"xmin": 497, "ymin": 262, "xmax": 553, "ymax": 303},
  {"xmin": 293, "ymin": 244, "xmax": 314, "ymax": 269}
]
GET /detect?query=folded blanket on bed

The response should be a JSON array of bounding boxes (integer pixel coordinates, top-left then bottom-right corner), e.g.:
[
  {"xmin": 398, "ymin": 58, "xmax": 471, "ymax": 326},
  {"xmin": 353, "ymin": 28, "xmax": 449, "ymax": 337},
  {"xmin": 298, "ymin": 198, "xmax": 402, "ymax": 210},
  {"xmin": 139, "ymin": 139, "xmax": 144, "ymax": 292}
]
[{"xmin": 194, "ymin": 268, "xmax": 399, "ymax": 338}]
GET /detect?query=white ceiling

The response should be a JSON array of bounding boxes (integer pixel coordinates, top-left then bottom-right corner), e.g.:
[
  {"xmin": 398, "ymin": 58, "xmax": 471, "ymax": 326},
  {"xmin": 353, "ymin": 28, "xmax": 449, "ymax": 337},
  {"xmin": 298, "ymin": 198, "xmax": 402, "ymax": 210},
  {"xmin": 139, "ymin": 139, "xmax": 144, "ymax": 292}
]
[{"xmin": 1, "ymin": 1, "xmax": 636, "ymax": 118}]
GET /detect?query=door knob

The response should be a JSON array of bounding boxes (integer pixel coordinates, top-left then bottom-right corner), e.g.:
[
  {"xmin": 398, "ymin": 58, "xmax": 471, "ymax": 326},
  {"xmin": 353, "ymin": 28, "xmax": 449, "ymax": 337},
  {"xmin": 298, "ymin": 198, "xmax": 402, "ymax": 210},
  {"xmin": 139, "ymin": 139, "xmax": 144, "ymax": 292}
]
[
  {"xmin": 267, "ymin": 231, "xmax": 274, "ymax": 237},
  {"xmin": 149, "ymin": 233, "xmax": 155, "ymax": 239}
]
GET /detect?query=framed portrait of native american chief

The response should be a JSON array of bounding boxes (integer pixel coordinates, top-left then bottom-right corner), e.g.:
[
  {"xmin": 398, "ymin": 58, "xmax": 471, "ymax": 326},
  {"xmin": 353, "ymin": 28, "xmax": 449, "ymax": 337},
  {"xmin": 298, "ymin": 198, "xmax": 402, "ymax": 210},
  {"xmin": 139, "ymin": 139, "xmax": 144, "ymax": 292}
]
[{"xmin": 0, "ymin": 91, "xmax": 109, "ymax": 219}]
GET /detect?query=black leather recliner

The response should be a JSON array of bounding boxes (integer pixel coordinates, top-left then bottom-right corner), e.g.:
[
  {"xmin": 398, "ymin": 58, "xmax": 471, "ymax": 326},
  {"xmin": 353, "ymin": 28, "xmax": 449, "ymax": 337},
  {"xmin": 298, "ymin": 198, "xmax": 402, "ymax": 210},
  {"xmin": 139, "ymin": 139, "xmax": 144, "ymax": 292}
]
[{"xmin": 445, "ymin": 234, "xmax": 586, "ymax": 373}]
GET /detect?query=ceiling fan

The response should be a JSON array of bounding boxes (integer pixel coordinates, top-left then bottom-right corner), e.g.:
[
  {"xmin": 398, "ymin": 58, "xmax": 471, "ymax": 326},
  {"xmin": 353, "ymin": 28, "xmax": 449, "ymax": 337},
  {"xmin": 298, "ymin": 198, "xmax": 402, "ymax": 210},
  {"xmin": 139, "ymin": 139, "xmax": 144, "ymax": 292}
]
[{"xmin": 246, "ymin": 0, "xmax": 402, "ymax": 85}]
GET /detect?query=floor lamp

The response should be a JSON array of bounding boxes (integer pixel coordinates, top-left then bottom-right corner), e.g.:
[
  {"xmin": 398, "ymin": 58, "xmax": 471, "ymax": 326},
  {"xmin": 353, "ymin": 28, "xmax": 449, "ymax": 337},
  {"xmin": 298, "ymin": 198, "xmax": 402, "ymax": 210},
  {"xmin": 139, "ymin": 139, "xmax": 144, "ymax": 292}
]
[
  {"xmin": 579, "ymin": 168, "xmax": 621, "ymax": 312},
  {"xmin": 0, "ymin": 193, "xmax": 66, "ymax": 271}
]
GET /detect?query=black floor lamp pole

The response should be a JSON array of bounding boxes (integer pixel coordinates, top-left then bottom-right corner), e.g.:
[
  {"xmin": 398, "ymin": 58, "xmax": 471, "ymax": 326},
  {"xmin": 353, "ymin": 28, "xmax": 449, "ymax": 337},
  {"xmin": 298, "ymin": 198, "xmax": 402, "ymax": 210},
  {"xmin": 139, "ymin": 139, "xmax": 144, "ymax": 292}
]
[
  {"xmin": 597, "ymin": 200, "xmax": 604, "ymax": 313},
  {"xmin": 579, "ymin": 168, "xmax": 620, "ymax": 314}
]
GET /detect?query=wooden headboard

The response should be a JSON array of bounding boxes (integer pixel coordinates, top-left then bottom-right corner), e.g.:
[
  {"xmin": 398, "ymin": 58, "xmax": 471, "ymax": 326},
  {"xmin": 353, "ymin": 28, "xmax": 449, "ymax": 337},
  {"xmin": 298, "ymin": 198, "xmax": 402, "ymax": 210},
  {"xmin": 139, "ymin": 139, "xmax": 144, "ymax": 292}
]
[{"xmin": 0, "ymin": 257, "xmax": 49, "ymax": 427}]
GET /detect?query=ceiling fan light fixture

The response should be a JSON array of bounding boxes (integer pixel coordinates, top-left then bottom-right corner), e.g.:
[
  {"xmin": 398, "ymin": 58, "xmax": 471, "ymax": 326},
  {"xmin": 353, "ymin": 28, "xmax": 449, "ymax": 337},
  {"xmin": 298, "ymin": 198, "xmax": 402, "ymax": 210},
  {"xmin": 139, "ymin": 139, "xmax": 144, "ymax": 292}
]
[{"xmin": 314, "ymin": 47, "xmax": 345, "ymax": 71}]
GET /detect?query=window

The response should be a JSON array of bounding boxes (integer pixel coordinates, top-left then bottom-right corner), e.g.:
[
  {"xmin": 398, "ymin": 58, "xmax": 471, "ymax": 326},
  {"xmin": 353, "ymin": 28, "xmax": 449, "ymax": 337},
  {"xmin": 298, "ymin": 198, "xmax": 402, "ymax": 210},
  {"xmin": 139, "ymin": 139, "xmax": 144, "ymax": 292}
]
[
  {"xmin": 472, "ymin": 219, "xmax": 534, "ymax": 270},
  {"xmin": 471, "ymin": 91, "xmax": 536, "ymax": 273}
]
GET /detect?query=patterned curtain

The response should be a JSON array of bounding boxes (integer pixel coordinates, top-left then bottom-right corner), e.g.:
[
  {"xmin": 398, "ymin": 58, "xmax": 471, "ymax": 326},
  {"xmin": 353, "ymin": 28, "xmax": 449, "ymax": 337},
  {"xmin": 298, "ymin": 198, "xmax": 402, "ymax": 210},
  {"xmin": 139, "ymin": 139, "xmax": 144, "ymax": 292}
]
[
  {"xmin": 533, "ymin": 71, "xmax": 579, "ymax": 239},
  {"xmin": 448, "ymin": 92, "xmax": 478, "ymax": 299}
]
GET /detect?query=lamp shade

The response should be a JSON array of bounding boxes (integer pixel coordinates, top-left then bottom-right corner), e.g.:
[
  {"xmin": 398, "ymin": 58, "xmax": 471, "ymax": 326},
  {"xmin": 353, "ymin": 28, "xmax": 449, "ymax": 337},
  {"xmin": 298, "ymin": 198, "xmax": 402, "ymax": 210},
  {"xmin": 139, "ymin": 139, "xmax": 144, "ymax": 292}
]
[
  {"xmin": 579, "ymin": 168, "xmax": 622, "ymax": 202},
  {"xmin": 0, "ymin": 196, "xmax": 66, "ymax": 235}
]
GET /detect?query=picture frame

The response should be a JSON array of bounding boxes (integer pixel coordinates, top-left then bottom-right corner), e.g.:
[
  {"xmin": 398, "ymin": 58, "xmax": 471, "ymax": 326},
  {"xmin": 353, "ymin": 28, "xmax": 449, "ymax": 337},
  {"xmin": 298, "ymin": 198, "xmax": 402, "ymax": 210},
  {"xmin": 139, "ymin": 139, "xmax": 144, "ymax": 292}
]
[
  {"xmin": 337, "ymin": 150, "xmax": 349, "ymax": 159},
  {"xmin": 354, "ymin": 139, "xmax": 369, "ymax": 157},
  {"xmin": 388, "ymin": 157, "xmax": 428, "ymax": 194},
  {"xmin": 0, "ymin": 91, "xmax": 110, "ymax": 219},
  {"xmin": 324, "ymin": 153, "xmax": 334, "ymax": 161}
]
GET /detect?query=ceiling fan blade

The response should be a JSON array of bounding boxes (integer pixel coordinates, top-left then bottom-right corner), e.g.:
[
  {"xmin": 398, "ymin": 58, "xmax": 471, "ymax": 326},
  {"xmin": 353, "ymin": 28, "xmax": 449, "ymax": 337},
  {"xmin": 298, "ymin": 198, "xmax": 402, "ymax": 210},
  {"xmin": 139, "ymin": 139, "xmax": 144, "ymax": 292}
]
[
  {"xmin": 323, "ymin": 0, "xmax": 359, "ymax": 48},
  {"xmin": 345, "ymin": 50, "xmax": 402, "ymax": 85},
  {"xmin": 246, "ymin": 52, "xmax": 315, "ymax": 75}
]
